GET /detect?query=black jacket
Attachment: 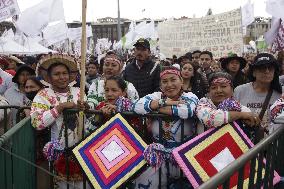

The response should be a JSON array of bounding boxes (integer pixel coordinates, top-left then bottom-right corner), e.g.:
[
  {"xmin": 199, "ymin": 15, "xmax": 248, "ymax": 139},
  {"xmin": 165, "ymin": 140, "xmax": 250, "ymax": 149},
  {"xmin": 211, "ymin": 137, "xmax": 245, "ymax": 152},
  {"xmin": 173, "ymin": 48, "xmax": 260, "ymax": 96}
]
[
  {"xmin": 232, "ymin": 71, "xmax": 249, "ymax": 89},
  {"xmin": 191, "ymin": 72, "xmax": 208, "ymax": 99},
  {"xmin": 123, "ymin": 59, "xmax": 160, "ymax": 98}
]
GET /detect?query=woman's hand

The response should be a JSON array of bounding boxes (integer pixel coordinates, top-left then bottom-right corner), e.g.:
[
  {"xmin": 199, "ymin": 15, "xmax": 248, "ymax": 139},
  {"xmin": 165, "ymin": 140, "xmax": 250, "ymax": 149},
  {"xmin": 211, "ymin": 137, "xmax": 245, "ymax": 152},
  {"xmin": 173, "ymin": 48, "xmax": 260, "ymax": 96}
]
[
  {"xmin": 101, "ymin": 103, "xmax": 116, "ymax": 116},
  {"xmin": 55, "ymin": 102, "xmax": 76, "ymax": 114},
  {"xmin": 241, "ymin": 112, "xmax": 261, "ymax": 127},
  {"xmin": 150, "ymin": 100, "xmax": 159, "ymax": 110},
  {"xmin": 77, "ymin": 100, "xmax": 90, "ymax": 111},
  {"xmin": 24, "ymin": 109, "xmax": 31, "ymax": 117},
  {"xmin": 229, "ymin": 111, "xmax": 260, "ymax": 127}
]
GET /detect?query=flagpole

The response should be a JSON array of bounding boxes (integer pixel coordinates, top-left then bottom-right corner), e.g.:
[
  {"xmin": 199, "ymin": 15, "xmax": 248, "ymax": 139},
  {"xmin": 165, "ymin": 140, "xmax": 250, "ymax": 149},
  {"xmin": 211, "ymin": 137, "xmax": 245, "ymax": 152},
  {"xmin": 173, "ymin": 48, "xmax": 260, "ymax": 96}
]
[
  {"xmin": 78, "ymin": 0, "xmax": 87, "ymax": 139},
  {"xmin": 240, "ymin": 6, "xmax": 245, "ymax": 56},
  {"xmin": 117, "ymin": 0, "xmax": 122, "ymax": 40}
]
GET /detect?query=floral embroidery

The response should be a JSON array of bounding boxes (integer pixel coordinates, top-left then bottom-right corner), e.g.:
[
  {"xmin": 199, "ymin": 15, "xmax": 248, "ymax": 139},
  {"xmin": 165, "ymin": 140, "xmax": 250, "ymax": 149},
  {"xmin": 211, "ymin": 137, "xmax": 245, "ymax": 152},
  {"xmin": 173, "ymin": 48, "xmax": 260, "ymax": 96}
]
[
  {"xmin": 115, "ymin": 96, "xmax": 132, "ymax": 112},
  {"xmin": 196, "ymin": 98, "xmax": 229, "ymax": 128},
  {"xmin": 30, "ymin": 87, "xmax": 82, "ymax": 148}
]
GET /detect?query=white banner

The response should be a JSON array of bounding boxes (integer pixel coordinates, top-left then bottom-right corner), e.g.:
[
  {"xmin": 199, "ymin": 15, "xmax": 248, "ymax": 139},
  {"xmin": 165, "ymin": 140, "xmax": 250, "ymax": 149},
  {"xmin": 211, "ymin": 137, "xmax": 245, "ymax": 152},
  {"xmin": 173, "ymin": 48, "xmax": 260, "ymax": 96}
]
[
  {"xmin": 67, "ymin": 26, "xmax": 93, "ymax": 41},
  {"xmin": 158, "ymin": 9, "xmax": 243, "ymax": 58},
  {"xmin": 0, "ymin": 0, "xmax": 20, "ymax": 22},
  {"xmin": 42, "ymin": 20, "xmax": 68, "ymax": 46},
  {"xmin": 16, "ymin": 0, "xmax": 65, "ymax": 37}
]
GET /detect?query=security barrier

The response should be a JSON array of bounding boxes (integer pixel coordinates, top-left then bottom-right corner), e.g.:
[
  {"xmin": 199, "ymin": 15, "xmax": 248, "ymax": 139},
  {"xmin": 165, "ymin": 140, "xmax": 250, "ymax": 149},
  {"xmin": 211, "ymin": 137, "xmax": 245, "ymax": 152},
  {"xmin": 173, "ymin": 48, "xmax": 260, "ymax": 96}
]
[{"xmin": 0, "ymin": 106, "xmax": 283, "ymax": 189}]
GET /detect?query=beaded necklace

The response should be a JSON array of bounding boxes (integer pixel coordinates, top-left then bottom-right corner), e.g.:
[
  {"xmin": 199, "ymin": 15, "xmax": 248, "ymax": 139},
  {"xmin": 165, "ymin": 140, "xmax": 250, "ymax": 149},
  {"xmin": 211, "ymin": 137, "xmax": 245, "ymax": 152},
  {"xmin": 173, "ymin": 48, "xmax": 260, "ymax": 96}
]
[{"xmin": 53, "ymin": 87, "xmax": 73, "ymax": 102}]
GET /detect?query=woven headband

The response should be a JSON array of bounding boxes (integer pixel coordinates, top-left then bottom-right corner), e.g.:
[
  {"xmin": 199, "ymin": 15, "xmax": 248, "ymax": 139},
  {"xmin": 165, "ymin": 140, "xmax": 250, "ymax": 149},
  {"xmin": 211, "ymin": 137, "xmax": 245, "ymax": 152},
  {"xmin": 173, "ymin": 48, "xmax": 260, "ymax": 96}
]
[
  {"xmin": 104, "ymin": 57, "xmax": 122, "ymax": 67},
  {"xmin": 160, "ymin": 69, "xmax": 181, "ymax": 78},
  {"xmin": 211, "ymin": 78, "xmax": 231, "ymax": 85}
]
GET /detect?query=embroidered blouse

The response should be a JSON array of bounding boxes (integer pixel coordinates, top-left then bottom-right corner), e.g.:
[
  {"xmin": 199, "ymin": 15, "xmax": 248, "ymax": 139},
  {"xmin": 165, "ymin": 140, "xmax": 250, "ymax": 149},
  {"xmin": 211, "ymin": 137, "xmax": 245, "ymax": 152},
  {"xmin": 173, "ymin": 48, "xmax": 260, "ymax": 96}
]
[
  {"xmin": 132, "ymin": 92, "xmax": 199, "ymax": 146},
  {"xmin": 87, "ymin": 78, "xmax": 139, "ymax": 109},
  {"xmin": 30, "ymin": 87, "xmax": 83, "ymax": 148},
  {"xmin": 196, "ymin": 97, "xmax": 250, "ymax": 128}
]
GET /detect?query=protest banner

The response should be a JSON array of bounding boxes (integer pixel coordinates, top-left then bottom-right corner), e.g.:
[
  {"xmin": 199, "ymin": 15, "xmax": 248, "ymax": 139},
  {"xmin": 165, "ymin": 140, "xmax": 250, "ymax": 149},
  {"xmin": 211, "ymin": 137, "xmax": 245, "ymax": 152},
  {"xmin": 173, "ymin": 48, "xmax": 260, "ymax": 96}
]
[
  {"xmin": 0, "ymin": 0, "xmax": 20, "ymax": 22},
  {"xmin": 158, "ymin": 9, "xmax": 243, "ymax": 58}
]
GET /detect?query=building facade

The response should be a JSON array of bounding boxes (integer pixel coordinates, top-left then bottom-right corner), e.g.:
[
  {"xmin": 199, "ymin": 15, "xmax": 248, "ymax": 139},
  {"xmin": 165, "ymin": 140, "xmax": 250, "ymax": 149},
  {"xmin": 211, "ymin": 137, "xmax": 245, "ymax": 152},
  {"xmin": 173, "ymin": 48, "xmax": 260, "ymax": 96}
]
[
  {"xmin": 92, "ymin": 17, "xmax": 163, "ymax": 44},
  {"xmin": 244, "ymin": 17, "xmax": 272, "ymax": 44}
]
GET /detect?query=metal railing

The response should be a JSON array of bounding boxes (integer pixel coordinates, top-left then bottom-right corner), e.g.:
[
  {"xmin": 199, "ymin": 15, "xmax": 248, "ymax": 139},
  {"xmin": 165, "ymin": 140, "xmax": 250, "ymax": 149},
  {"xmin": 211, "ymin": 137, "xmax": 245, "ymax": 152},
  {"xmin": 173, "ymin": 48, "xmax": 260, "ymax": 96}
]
[
  {"xmin": 61, "ymin": 109, "xmax": 190, "ymax": 189},
  {"xmin": 0, "ymin": 105, "xmax": 30, "ymax": 134},
  {"xmin": 0, "ymin": 117, "xmax": 36, "ymax": 189},
  {"xmin": 199, "ymin": 126, "xmax": 284, "ymax": 189},
  {"xmin": 0, "ymin": 107, "xmax": 189, "ymax": 189},
  {"xmin": 1, "ymin": 106, "xmax": 284, "ymax": 189}
]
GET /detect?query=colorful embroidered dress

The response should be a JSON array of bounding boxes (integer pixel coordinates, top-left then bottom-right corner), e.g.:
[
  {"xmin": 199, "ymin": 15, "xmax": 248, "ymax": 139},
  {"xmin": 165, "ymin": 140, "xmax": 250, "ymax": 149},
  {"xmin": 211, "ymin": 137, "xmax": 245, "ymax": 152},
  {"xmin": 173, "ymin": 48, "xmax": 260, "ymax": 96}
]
[
  {"xmin": 30, "ymin": 87, "xmax": 82, "ymax": 148},
  {"xmin": 133, "ymin": 91, "xmax": 199, "ymax": 147},
  {"xmin": 87, "ymin": 78, "xmax": 139, "ymax": 109},
  {"xmin": 132, "ymin": 91, "xmax": 198, "ymax": 189}
]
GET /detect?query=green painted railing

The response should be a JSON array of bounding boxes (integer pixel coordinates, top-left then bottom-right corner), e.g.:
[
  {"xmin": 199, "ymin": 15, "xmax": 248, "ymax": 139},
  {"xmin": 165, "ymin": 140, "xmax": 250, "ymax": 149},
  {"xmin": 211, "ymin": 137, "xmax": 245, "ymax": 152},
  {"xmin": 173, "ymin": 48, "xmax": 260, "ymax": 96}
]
[{"xmin": 0, "ymin": 117, "xmax": 36, "ymax": 189}]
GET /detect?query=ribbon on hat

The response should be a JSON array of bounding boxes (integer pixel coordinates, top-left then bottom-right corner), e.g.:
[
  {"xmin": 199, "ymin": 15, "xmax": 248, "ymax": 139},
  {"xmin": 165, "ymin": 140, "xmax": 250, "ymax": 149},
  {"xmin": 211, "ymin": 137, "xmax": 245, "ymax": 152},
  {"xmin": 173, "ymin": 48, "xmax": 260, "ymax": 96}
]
[{"xmin": 160, "ymin": 69, "xmax": 181, "ymax": 78}]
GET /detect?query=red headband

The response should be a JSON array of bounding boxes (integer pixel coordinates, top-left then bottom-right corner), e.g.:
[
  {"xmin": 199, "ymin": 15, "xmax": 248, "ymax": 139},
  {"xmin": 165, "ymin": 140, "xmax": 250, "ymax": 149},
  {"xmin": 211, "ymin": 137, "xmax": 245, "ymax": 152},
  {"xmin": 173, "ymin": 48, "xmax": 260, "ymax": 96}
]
[
  {"xmin": 104, "ymin": 57, "xmax": 122, "ymax": 67},
  {"xmin": 211, "ymin": 78, "xmax": 232, "ymax": 85},
  {"xmin": 160, "ymin": 69, "xmax": 181, "ymax": 78}
]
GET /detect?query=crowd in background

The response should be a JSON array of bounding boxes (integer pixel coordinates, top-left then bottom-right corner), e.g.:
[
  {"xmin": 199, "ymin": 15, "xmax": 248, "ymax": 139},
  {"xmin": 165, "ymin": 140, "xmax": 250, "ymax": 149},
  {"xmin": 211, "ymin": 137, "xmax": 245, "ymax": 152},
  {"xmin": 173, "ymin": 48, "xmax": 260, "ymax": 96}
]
[{"xmin": 1, "ymin": 38, "xmax": 284, "ymax": 188}]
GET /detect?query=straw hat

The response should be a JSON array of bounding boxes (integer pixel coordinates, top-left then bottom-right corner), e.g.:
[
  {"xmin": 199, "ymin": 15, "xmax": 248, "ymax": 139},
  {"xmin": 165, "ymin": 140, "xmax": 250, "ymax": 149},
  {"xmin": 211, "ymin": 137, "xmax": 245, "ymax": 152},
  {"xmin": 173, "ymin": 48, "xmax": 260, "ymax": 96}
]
[
  {"xmin": 6, "ymin": 55, "xmax": 25, "ymax": 65},
  {"xmin": 36, "ymin": 54, "xmax": 80, "ymax": 86}
]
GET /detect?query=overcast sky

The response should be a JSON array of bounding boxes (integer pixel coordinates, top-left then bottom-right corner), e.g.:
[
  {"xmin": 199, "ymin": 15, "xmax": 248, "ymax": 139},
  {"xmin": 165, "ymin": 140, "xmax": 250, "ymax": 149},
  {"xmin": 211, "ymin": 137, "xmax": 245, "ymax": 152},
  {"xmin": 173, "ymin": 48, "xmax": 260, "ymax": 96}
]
[{"xmin": 17, "ymin": 0, "xmax": 270, "ymax": 22}]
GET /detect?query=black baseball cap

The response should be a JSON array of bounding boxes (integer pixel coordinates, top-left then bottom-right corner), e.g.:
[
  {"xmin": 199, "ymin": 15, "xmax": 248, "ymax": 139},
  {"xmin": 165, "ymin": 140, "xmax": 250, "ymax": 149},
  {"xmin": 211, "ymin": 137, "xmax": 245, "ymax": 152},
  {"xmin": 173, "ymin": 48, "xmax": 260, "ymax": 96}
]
[
  {"xmin": 251, "ymin": 53, "xmax": 278, "ymax": 67},
  {"xmin": 133, "ymin": 38, "xmax": 150, "ymax": 50}
]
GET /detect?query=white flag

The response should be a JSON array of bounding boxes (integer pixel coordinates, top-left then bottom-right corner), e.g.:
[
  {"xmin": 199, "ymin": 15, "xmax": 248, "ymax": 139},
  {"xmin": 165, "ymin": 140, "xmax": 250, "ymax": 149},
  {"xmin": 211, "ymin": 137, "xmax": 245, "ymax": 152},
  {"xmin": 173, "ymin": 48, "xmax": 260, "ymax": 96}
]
[
  {"xmin": 264, "ymin": 17, "xmax": 281, "ymax": 45},
  {"xmin": 42, "ymin": 20, "xmax": 68, "ymax": 46},
  {"xmin": 0, "ymin": 0, "xmax": 20, "ymax": 22},
  {"xmin": 16, "ymin": 0, "xmax": 65, "ymax": 37},
  {"xmin": 266, "ymin": 0, "xmax": 284, "ymax": 20},
  {"xmin": 241, "ymin": 0, "xmax": 254, "ymax": 27},
  {"xmin": 67, "ymin": 26, "xmax": 93, "ymax": 41}
]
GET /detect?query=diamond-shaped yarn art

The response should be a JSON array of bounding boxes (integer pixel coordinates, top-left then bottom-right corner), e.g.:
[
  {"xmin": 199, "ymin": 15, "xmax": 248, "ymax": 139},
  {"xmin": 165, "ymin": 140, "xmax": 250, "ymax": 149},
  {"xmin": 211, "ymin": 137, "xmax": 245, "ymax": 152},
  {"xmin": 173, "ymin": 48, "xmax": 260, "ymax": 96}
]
[
  {"xmin": 73, "ymin": 113, "xmax": 147, "ymax": 189},
  {"xmin": 172, "ymin": 122, "xmax": 280, "ymax": 188}
]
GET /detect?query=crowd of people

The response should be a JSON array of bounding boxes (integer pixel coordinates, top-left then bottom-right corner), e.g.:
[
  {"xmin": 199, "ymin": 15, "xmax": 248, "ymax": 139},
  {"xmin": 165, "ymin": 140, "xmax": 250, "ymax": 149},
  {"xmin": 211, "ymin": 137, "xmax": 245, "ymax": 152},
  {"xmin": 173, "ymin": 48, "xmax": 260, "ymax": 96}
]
[{"xmin": 1, "ymin": 38, "xmax": 284, "ymax": 188}]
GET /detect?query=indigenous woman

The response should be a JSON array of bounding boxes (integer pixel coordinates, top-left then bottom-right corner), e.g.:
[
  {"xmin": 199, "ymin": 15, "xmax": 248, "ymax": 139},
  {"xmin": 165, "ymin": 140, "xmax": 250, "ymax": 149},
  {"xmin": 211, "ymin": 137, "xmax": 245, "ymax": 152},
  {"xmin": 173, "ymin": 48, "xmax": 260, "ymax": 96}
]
[
  {"xmin": 87, "ymin": 53, "xmax": 139, "ymax": 109},
  {"xmin": 132, "ymin": 66, "xmax": 199, "ymax": 188},
  {"xmin": 196, "ymin": 72, "xmax": 259, "ymax": 140},
  {"xmin": 87, "ymin": 76, "xmax": 133, "ymax": 131},
  {"xmin": 30, "ymin": 54, "xmax": 90, "ymax": 189}
]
